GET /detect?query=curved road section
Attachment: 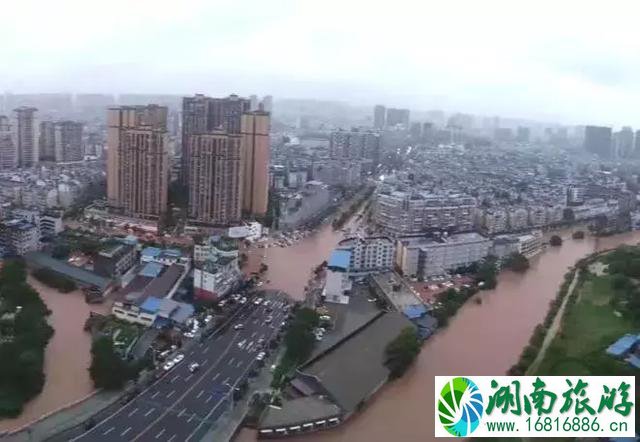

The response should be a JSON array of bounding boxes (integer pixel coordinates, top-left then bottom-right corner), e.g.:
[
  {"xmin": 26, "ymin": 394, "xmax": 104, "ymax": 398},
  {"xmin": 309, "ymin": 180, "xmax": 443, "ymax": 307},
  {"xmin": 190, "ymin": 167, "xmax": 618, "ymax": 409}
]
[{"xmin": 71, "ymin": 292, "xmax": 288, "ymax": 442}]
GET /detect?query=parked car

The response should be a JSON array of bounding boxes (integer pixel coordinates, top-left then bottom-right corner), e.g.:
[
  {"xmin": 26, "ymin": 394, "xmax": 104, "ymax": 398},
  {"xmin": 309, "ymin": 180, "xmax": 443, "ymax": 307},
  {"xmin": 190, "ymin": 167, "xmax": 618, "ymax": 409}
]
[
  {"xmin": 188, "ymin": 362, "xmax": 200, "ymax": 373},
  {"xmin": 256, "ymin": 351, "xmax": 266, "ymax": 361},
  {"xmin": 173, "ymin": 353, "xmax": 185, "ymax": 364},
  {"xmin": 163, "ymin": 360, "xmax": 175, "ymax": 371},
  {"xmin": 233, "ymin": 323, "xmax": 244, "ymax": 330}
]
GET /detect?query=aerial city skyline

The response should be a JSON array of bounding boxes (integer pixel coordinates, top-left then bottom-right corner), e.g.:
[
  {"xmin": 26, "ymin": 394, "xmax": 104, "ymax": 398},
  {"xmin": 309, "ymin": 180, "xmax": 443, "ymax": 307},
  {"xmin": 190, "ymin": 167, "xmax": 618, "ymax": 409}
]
[{"xmin": 1, "ymin": 1, "xmax": 640, "ymax": 441}]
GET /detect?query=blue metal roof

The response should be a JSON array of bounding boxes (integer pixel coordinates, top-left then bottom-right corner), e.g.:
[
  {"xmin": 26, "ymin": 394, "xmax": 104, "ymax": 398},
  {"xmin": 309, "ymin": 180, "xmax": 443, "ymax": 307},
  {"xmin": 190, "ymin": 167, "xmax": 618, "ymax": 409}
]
[
  {"xmin": 141, "ymin": 247, "xmax": 162, "ymax": 258},
  {"xmin": 139, "ymin": 262, "xmax": 164, "ymax": 278},
  {"xmin": 327, "ymin": 250, "xmax": 351, "ymax": 271},
  {"xmin": 140, "ymin": 297, "xmax": 162, "ymax": 313},
  {"xmin": 403, "ymin": 304, "xmax": 427, "ymax": 319},
  {"xmin": 606, "ymin": 334, "xmax": 639, "ymax": 357}
]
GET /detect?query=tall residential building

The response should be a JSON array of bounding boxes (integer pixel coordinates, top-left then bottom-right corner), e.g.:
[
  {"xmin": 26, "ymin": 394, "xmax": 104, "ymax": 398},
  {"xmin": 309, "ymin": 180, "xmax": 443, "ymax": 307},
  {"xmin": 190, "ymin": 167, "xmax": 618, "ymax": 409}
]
[
  {"xmin": 516, "ymin": 126, "xmax": 531, "ymax": 143},
  {"xmin": 584, "ymin": 125, "xmax": 612, "ymax": 158},
  {"xmin": 249, "ymin": 94, "xmax": 259, "ymax": 111},
  {"xmin": 40, "ymin": 121, "xmax": 85, "ymax": 162},
  {"xmin": 0, "ymin": 116, "xmax": 16, "ymax": 169},
  {"xmin": 187, "ymin": 132, "xmax": 243, "ymax": 225},
  {"xmin": 39, "ymin": 121, "xmax": 56, "ymax": 161},
  {"xmin": 329, "ymin": 129, "xmax": 381, "ymax": 167},
  {"xmin": 181, "ymin": 94, "xmax": 250, "ymax": 184},
  {"xmin": 373, "ymin": 105, "xmax": 386, "ymax": 129},
  {"xmin": 386, "ymin": 108, "xmax": 410, "ymax": 128},
  {"xmin": 613, "ymin": 126, "xmax": 634, "ymax": 158},
  {"xmin": 107, "ymin": 105, "xmax": 169, "ymax": 219},
  {"xmin": 14, "ymin": 106, "xmax": 38, "ymax": 167},
  {"xmin": 261, "ymin": 95, "xmax": 273, "ymax": 113},
  {"xmin": 241, "ymin": 111, "xmax": 270, "ymax": 217}
]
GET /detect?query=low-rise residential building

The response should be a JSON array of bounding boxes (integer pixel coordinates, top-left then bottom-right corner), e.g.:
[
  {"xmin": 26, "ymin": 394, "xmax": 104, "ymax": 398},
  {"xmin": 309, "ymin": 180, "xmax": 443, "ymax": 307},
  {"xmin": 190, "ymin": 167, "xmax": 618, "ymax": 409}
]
[
  {"xmin": 94, "ymin": 242, "xmax": 137, "ymax": 278},
  {"xmin": 395, "ymin": 232, "xmax": 491, "ymax": 278},
  {"xmin": 0, "ymin": 219, "xmax": 40, "ymax": 255},
  {"xmin": 193, "ymin": 235, "xmax": 242, "ymax": 301},
  {"xmin": 335, "ymin": 236, "xmax": 395, "ymax": 274},
  {"xmin": 491, "ymin": 231, "xmax": 543, "ymax": 259}
]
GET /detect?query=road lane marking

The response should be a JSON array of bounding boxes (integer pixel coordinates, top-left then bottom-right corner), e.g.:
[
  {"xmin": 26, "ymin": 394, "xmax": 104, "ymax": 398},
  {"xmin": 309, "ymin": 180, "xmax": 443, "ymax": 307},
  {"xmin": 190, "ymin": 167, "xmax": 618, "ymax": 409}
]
[
  {"xmin": 196, "ymin": 389, "xmax": 204, "ymax": 399},
  {"xmin": 236, "ymin": 360, "xmax": 243, "ymax": 368},
  {"xmin": 205, "ymin": 394, "xmax": 212, "ymax": 403},
  {"xmin": 121, "ymin": 427, "xmax": 132, "ymax": 437},
  {"xmin": 178, "ymin": 407, "xmax": 186, "ymax": 418},
  {"xmin": 203, "ymin": 345, "xmax": 209, "ymax": 353},
  {"xmin": 151, "ymin": 391, "xmax": 159, "ymax": 399},
  {"xmin": 184, "ymin": 374, "xmax": 193, "ymax": 382},
  {"xmin": 167, "ymin": 435, "xmax": 176, "ymax": 442},
  {"xmin": 251, "ymin": 331, "xmax": 257, "ymax": 338},
  {"xmin": 127, "ymin": 408, "xmax": 138, "ymax": 417},
  {"xmin": 228, "ymin": 357, "xmax": 235, "ymax": 365},
  {"xmin": 212, "ymin": 373, "xmax": 219, "ymax": 381},
  {"xmin": 187, "ymin": 414, "xmax": 195, "ymax": 423},
  {"xmin": 167, "ymin": 390, "xmax": 175, "ymax": 399},
  {"xmin": 144, "ymin": 408, "xmax": 156, "ymax": 417},
  {"xmin": 170, "ymin": 374, "xmax": 180, "ymax": 383},
  {"xmin": 103, "ymin": 427, "xmax": 115, "ymax": 435},
  {"xmin": 223, "ymin": 376, "xmax": 230, "ymax": 384},
  {"xmin": 155, "ymin": 428, "xmax": 165, "ymax": 439}
]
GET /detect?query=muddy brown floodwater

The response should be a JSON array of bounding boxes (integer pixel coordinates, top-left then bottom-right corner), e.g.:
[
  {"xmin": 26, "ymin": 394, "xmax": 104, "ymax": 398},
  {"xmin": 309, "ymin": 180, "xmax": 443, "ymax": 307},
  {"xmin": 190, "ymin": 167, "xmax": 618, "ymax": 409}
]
[
  {"xmin": 0, "ymin": 277, "xmax": 108, "ymax": 432},
  {"xmin": 236, "ymin": 228, "xmax": 640, "ymax": 442}
]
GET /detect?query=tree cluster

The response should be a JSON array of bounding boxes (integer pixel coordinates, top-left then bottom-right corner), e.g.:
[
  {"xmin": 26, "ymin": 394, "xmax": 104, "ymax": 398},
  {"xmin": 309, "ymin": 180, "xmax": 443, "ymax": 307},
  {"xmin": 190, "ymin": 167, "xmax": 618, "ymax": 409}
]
[
  {"xmin": 384, "ymin": 327, "xmax": 421, "ymax": 379},
  {"xmin": 89, "ymin": 336, "xmax": 141, "ymax": 390},
  {"xmin": 0, "ymin": 259, "xmax": 53, "ymax": 417},
  {"xmin": 503, "ymin": 252, "xmax": 530, "ymax": 273},
  {"xmin": 32, "ymin": 267, "xmax": 77, "ymax": 293}
]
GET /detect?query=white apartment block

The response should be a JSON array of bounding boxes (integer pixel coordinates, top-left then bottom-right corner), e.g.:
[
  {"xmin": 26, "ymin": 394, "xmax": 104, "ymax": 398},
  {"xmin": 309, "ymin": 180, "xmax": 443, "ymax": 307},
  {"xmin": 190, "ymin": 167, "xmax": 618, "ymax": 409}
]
[
  {"xmin": 337, "ymin": 236, "xmax": 395, "ymax": 273},
  {"xmin": 396, "ymin": 232, "xmax": 491, "ymax": 278}
]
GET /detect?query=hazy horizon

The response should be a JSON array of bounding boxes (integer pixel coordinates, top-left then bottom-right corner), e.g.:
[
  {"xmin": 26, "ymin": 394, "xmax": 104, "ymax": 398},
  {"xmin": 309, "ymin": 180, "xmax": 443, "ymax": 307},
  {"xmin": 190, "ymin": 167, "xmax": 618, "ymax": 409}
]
[{"xmin": 3, "ymin": 0, "xmax": 640, "ymax": 126}]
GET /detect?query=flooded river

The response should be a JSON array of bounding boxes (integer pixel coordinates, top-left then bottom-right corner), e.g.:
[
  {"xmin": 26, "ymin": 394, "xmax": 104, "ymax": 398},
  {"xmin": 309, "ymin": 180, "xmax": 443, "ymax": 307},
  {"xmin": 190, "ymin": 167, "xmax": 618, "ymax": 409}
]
[
  {"xmin": 0, "ymin": 278, "xmax": 108, "ymax": 432},
  {"xmin": 236, "ymin": 228, "xmax": 640, "ymax": 442}
]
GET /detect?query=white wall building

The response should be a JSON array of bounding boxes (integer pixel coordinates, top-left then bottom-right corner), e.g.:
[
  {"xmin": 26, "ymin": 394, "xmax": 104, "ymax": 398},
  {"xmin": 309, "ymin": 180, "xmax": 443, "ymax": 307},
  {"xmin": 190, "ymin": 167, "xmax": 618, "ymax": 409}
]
[{"xmin": 336, "ymin": 236, "xmax": 395, "ymax": 274}]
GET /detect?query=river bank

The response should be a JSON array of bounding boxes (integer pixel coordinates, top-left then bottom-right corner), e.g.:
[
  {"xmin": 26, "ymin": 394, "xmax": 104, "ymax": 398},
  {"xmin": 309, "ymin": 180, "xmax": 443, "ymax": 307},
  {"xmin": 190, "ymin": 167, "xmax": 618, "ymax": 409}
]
[
  {"xmin": 235, "ymin": 227, "xmax": 640, "ymax": 442},
  {"xmin": 0, "ymin": 278, "xmax": 108, "ymax": 432}
]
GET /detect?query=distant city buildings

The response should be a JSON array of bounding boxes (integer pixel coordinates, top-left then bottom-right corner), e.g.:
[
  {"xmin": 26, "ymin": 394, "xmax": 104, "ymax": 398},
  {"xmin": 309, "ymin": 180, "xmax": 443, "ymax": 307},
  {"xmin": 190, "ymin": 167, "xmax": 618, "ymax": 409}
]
[
  {"xmin": 584, "ymin": 125, "xmax": 612, "ymax": 158},
  {"xmin": 0, "ymin": 116, "xmax": 16, "ymax": 169},
  {"xmin": 106, "ymin": 105, "xmax": 169, "ymax": 219},
  {"xmin": 373, "ymin": 105, "xmax": 386, "ymax": 129},
  {"xmin": 39, "ymin": 120, "xmax": 84, "ymax": 162},
  {"xmin": 329, "ymin": 129, "xmax": 381, "ymax": 168},
  {"xmin": 14, "ymin": 106, "xmax": 38, "ymax": 168},
  {"xmin": 385, "ymin": 108, "xmax": 410, "ymax": 128}
]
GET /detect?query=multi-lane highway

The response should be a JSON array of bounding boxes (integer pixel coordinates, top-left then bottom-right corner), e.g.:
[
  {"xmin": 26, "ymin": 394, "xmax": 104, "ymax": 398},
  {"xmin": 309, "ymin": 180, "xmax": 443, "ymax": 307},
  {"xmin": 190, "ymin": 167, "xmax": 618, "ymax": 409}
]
[{"xmin": 72, "ymin": 292, "xmax": 289, "ymax": 442}]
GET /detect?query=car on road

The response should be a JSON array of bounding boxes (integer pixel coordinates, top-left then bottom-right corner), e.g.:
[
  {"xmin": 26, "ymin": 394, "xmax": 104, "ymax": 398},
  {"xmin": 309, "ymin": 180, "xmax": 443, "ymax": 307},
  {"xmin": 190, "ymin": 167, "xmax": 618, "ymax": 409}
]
[
  {"xmin": 264, "ymin": 315, "xmax": 273, "ymax": 324},
  {"xmin": 183, "ymin": 331, "xmax": 195, "ymax": 338},
  {"xmin": 239, "ymin": 297, "xmax": 247, "ymax": 304},
  {"xmin": 163, "ymin": 360, "xmax": 175, "ymax": 371},
  {"xmin": 173, "ymin": 353, "xmax": 185, "ymax": 364},
  {"xmin": 233, "ymin": 323, "xmax": 244, "ymax": 330},
  {"xmin": 256, "ymin": 351, "xmax": 266, "ymax": 361},
  {"xmin": 238, "ymin": 339, "xmax": 247, "ymax": 349},
  {"xmin": 204, "ymin": 315, "xmax": 213, "ymax": 324},
  {"xmin": 188, "ymin": 362, "xmax": 200, "ymax": 373},
  {"xmin": 253, "ymin": 298, "xmax": 263, "ymax": 305}
]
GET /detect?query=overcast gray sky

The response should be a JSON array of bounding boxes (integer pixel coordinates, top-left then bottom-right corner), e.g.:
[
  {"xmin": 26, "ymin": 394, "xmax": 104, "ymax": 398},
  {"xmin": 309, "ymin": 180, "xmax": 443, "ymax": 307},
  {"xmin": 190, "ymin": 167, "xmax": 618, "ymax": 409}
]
[{"xmin": 1, "ymin": 0, "xmax": 639, "ymax": 126}]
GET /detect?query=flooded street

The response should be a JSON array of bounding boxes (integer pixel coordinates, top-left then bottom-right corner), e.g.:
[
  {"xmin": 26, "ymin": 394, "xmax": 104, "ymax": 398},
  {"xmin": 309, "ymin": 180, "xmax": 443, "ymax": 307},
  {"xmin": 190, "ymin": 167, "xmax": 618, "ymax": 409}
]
[
  {"xmin": 0, "ymin": 278, "xmax": 108, "ymax": 432},
  {"xmin": 236, "ymin": 228, "xmax": 640, "ymax": 442}
]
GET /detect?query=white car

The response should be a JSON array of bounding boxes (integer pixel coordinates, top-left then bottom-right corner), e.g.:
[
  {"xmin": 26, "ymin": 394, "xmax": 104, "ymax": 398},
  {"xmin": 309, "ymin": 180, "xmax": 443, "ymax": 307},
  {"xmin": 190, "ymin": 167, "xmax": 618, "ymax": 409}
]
[
  {"xmin": 183, "ymin": 332, "xmax": 195, "ymax": 338},
  {"xmin": 173, "ymin": 353, "xmax": 185, "ymax": 364},
  {"xmin": 238, "ymin": 339, "xmax": 247, "ymax": 349},
  {"xmin": 233, "ymin": 323, "xmax": 244, "ymax": 330},
  {"xmin": 239, "ymin": 297, "xmax": 247, "ymax": 305},
  {"xmin": 163, "ymin": 360, "xmax": 175, "ymax": 371},
  {"xmin": 188, "ymin": 362, "xmax": 200, "ymax": 373},
  {"xmin": 256, "ymin": 351, "xmax": 266, "ymax": 361},
  {"xmin": 204, "ymin": 315, "xmax": 213, "ymax": 324},
  {"xmin": 253, "ymin": 298, "xmax": 262, "ymax": 305}
]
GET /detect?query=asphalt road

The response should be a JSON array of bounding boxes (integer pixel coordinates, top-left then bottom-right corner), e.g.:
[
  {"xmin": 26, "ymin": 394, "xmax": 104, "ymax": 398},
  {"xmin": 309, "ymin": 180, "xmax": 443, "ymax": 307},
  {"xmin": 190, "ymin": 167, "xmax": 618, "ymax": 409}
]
[{"xmin": 71, "ymin": 292, "xmax": 289, "ymax": 442}]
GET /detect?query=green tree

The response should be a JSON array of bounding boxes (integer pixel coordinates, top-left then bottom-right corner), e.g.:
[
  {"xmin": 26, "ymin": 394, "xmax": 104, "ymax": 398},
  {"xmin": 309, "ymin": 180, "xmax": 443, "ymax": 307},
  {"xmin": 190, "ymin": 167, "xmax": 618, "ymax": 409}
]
[
  {"xmin": 385, "ymin": 327, "xmax": 421, "ymax": 379},
  {"xmin": 89, "ymin": 336, "xmax": 131, "ymax": 390},
  {"xmin": 504, "ymin": 253, "xmax": 530, "ymax": 272},
  {"xmin": 549, "ymin": 235, "xmax": 563, "ymax": 247}
]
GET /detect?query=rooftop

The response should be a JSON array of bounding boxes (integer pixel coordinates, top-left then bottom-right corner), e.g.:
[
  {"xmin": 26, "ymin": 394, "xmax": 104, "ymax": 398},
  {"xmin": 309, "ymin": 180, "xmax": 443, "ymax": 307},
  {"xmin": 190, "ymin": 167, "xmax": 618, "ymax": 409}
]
[
  {"xmin": 25, "ymin": 252, "xmax": 111, "ymax": 291},
  {"xmin": 370, "ymin": 271, "xmax": 423, "ymax": 311},
  {"xmin": 298, "ymin": 312, "xmax": 413, "ymax": 412},
  {"xmin": 260, "ymin": 396, "xmax": 341, "ymax": 429},
  {"xmin": 327, "ymin": 250, "xmax": 351, "ymax": 271}
]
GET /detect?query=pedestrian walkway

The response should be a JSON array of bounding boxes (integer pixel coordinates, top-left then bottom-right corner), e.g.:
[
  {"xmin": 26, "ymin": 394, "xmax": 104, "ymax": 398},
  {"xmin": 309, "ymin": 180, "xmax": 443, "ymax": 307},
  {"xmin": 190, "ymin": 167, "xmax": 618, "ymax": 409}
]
[{"xmin": 0, "ymin": 390, "xmax": 121, "ymax": 442}]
